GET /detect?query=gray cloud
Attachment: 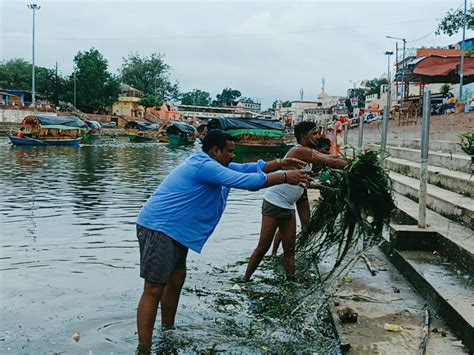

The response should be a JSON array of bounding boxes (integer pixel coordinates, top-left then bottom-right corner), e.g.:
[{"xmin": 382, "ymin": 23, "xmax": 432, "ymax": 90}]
[{"xmin": 0, "ymin": 0, "xmax": 469, "ymax": 108}]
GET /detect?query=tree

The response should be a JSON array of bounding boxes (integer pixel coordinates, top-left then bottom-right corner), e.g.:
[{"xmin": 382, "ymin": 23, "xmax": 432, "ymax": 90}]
[
  {"xmin": 119, "ymin": 53, "xmax": 179, "ymax": 106},
  {"xmin": 436, "ymin": 5, "xmax": 474, "ymax": 36},
  {"xmin": 67, "ymin": 48, "xmax": 120, "ymax": 113},
  {"xmin": 363, "ymin": 78, "xmax": 388, "ymax": 96},
  {"xmin": 345, "ymin": 88, "xmax": 366, "ymax": 111},
  {"xmin": 0, "ymin": 58, "xmax": 32, "ymax": 89},
  {"xmin": 140, "ymin": 94, "xmax": 159, "ymax": 109},
  {"xmin": 213, "ymin": 88, "xmax": 241, "ymax": 106},
  {"xmin": 440, "ymin": 84, "xmax": 451, "ymax": 96},
  {"xmin": 181, "ymin": 89, "xmax": 212, "ymax": 106}
]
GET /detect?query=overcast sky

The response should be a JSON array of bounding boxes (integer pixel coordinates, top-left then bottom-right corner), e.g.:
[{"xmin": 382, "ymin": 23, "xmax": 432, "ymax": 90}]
[{"xmin": 0, "ymin": 0, "xmax": 471, "ymax": 108}]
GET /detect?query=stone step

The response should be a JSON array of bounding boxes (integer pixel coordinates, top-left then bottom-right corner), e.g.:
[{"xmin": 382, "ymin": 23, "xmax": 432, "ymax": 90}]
[
  {"xmin": 381, "ymin": 145, "xmax": 472, "ymax": 174},
  {"xmin": 389, "ymin": 139, "xmax": 463, "ymax": 154},
  {"xmin": 390, "ymin": 171, "xmax": 474, "ymax": 229},
  {"xmin": 385, "ymin": 157, "xmax": 473, "ymax": 197},
  {"xmin": 381, "ymin": 243, "xmax": 474, "ymax": 352},
  {"xmin": 382, "ymin": 192, "xmax": 474, "ymax": 351}
]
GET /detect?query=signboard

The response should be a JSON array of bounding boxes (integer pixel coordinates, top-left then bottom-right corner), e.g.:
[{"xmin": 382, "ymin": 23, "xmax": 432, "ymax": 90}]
[{"xmin": 350, "ymin": 97, "xmax": 358, "ymax": 107}]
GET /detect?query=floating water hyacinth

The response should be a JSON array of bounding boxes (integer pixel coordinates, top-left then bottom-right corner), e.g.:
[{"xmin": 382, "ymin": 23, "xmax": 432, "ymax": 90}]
[{"xmin": 296, "ymin": 150, "xmax": 395, "ymax": 279}]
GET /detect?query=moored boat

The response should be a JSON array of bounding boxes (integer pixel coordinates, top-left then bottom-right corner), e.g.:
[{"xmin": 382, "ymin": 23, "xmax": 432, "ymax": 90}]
[
  {"xmin": 81, "ymin": 120, "xmax": 103, "ymax": 143},
  {"xmin": 124, "ymin": 121, "xmax": 159, "ymax": 142},
  {"xmin": 207, "ymin": 117, "xmax": 292, "ymax": 154},
  {"xmin": 166, "ymin": 122, "xmax": 197, "ymax": 146},
  {"xmin": 9, "ymin": 115, "xmax": 87, "ymax": 147}
]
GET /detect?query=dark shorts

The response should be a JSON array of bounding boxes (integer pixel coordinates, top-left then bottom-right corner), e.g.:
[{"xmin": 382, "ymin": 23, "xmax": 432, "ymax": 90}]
[
  {"xmin": 262, "ymin": 199, "xmax": 295, "ymax": 220},
  {"xmin": 137, "ymin": 224, "xmax": 188, "ymax": 283}
]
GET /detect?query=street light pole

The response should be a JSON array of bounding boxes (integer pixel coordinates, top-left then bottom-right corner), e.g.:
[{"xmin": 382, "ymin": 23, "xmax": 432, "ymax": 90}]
[
  {"xmin": 386, "ymin": 36, "xmax": 406, "ymax": 103},
  {"xmin": 381, "ymin": 51, "xmax": 393, "ymax": 152},
  {"xmin": 28, "ymin": 4, "xmax": 41, "ymax": 107},
  {"xmin": 459, "ymin": 0, "xmax": 467, "ymax": 103}
]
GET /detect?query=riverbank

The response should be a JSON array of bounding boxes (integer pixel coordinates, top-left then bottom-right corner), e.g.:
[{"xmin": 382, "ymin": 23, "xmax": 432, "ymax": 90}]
[{"xmin": 305, "ymin": 190, "xmax": 468, "ymax": 354}]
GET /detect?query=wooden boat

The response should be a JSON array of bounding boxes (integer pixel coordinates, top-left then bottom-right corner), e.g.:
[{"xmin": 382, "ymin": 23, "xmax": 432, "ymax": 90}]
[
  {"xmin": 81, "ymin": 120, "xmax": 103, "ymax": 143},
  {"xmin": 124, "ymin": 121, "xmax": 159, "ymax": 142},
  {"xmin": 207, "ymin": 117, "xmax": 291, "ymax": 154},
  {"xmin": 166, "ymin": 122, "xmax": 197, "ymax": 146},
  {"xmin": 9, "ymin": 115, "xmax": 87, "ymax": 147}
]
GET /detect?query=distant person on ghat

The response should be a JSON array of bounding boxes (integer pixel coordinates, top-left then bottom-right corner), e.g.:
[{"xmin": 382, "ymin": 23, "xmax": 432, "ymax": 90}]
[{"xmin": 135, "ymin": 129, "xmax": 312, "ymax": 351}]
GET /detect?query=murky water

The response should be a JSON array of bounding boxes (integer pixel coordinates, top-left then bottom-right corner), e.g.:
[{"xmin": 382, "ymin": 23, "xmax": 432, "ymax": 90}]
[{"xmin": 0, "ymin": 137, "xmax": 339, "ymax": 353}]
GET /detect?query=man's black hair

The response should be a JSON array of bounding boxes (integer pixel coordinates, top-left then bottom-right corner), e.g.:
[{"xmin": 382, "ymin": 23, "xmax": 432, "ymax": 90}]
[
  {"xmin": 294, "ymin": 121, "xmax": 317, "ymax": 144},
  {"xmin": 202, "ymin": 129, "xmax": 236, "ymax": 152}
]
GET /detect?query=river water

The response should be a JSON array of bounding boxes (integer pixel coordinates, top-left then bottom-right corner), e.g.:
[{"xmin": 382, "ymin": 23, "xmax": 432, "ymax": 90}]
[{"xmin": 0, "ymin": 137, "xmax": 338, "ymax": 353}]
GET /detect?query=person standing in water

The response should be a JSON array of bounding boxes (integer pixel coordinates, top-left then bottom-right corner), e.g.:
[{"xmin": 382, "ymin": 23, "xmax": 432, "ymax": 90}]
[
  {"xmin": 244, "ymin": 122, "xmax": 348, "ymax": 281},
  {"xmin": 135, "ymin": 129, "xmax": 313, "ymax": 351}
]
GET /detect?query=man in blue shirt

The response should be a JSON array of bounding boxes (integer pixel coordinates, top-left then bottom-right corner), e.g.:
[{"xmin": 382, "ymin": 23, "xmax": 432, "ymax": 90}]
[{"xmin": 135, "ymin": 129, "xmax": 311, "ymax": 350}]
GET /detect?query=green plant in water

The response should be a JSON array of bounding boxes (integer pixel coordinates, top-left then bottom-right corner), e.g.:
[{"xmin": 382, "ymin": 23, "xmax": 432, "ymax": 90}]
[{"xmin": 296, "ymin": 150, "xmax": 395, "ymax": 280}]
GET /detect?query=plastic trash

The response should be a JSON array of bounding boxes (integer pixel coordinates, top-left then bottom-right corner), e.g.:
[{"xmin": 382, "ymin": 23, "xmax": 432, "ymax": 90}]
[
  {"xmin": 383, "ymin": 323, "xmax": 403, "ymax": 332},
  {"xmin": 72, "ymin": 331, "xmax": 80, "ymax": 342},
  {"xmin": 231, "ymin": 284, "xmax": 242, "ymax": 291}
]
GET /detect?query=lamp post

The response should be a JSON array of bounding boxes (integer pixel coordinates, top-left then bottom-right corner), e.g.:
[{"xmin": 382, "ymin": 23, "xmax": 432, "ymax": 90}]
[
  {"xmin": 27, "ymin": 4, "xmax": 41, "ymax": 107},
  {"xmin": 386, "ymin": 36, "xmax": 406, "ymax": 103},
  {"xmin": 459, "ymin": 0, "xmax": 467, "ymax": 103},
  {"xmin": 381, "ymin": 51, "xmax": 393, "ymax": 152}
]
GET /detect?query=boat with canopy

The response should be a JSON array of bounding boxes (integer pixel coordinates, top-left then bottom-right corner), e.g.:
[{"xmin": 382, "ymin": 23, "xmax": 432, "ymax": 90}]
[
  {"xmin": 207, "ymin": 117, "xmax": 292, "ymax": 153},
  {"xmin": 9, "ymin": 115, "xmax": 87, "ymax": 146}
]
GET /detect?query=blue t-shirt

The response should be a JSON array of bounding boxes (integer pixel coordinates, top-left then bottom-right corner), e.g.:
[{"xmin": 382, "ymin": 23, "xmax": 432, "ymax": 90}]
[{"xmin": 137, "ymin": 150, "xmax": 267, "ymax": 253}]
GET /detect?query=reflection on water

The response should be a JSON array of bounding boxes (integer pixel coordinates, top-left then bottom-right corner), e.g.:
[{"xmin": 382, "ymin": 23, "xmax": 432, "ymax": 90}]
[{"xmin": 0, "ymin": 137, "xmax": 335, "ymax": 353}]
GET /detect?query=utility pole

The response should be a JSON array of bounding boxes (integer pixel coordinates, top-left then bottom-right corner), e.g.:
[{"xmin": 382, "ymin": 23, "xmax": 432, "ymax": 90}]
[
  {"xmin": 28, "ymin": 4, "xmax": 41, "ymax": 107},
  {"xmin": 73, "ymin": 68, "xmax": 77, "ymax": 108},
  {"xmin": 55, "ymin": 61, "xmax": 59, "ymax": 107},
  {"xmin": 387, "ymin": 36, "xmax": 406, "ymax": 103},
  {"xmin": 459, "ymin": 0, "xmax": 467, "ymax": 103},
  {"xmin": 381, "ymin": 51, "xmax": 393, "ymax": 153}
]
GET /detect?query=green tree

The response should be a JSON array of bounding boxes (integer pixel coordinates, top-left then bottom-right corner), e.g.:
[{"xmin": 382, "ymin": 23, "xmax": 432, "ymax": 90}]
[
  {"xmin": 119, "ymin": 53, "xmax": 179, "ymax": 106},
  {"xmin": 68, "ymin": 48, "xmax": 120, "ymax": 113},
  {"xmin": 363, "ymin": 78, "xmax": 388, "ymax": 96},
  {"xmin": 345, "ymin": 88, "xmax": 366, "ymax": 111},
  {"xmin": 0, "ymin": 58, "xmax": 32, "ymax": 89},
  {"xmin": 181, "ymin": 89, "xmax": 212, "ymax": 106},
  {"xmin": 139, "ymin": 94, "xmax": 159, "ymax": 109},
  {"xmin": 213, "ymin": 88, "xmax": 241, "ymax": 106},
  {"xmin": 440, "ymin": 84, "xmax": 451, "ymax": 96},
  {"xmin": 436, "ymin": 5, "xmax": 474, "ymax": 36}
]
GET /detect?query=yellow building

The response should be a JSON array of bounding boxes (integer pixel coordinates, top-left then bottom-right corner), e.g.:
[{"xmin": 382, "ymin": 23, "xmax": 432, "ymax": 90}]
[{"xmin": 112, "ymin": 84, "xmax": 145, "ymax": 118}]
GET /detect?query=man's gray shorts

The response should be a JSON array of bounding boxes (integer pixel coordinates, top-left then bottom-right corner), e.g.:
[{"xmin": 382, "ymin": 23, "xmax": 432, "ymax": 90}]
[
  {"xmin": 262, "ymin": 199, "xmax": 295, "ymax": 220},
  {"xmin": 137, "ymin": 224, "xmax": 188, "ymax": 283}
]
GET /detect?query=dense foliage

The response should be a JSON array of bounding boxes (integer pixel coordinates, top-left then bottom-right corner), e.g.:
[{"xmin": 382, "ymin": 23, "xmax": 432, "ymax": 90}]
[
  {"xmin": 181, "ymin": 89, "xmax": 212, "ymax": 106},
  {"xmin": 296, "ymin": 151, "xmax": 395, "ymax": 279},
  {"xmin": 436, "ymin": 5, "xmax": 474, "ymax": 36}
]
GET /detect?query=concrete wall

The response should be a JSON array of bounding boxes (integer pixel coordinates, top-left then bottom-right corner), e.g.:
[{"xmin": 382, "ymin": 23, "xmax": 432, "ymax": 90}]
[
  {"xmin": 347, "ymin": 111, "xmax": 474, "ymax": 145},
  {"xmin": 0, "ymin": 108, "xmax": 57, "ymax": 123}
]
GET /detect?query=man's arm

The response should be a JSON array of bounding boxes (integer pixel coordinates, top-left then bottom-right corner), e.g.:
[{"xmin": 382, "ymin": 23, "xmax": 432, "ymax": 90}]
[
  {"xmin": 290, "ymin": 147, "xmax": 348, "ymax": 169},
  {"xmin": 229, "ymin": 158, "xmax": 305, "ymax": 174}
]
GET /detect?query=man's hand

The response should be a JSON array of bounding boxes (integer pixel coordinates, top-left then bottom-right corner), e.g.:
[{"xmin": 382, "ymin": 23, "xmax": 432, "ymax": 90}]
[
  {"xmin": 285, "ymin": 170, "xmax": 313, "ymax": 187},
  {"xmin": 281, "ymin": 157, "xmax": 306, "ymax": 170}
]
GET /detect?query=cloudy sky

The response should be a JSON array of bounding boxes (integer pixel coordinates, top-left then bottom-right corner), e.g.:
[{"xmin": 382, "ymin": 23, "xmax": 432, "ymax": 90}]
[{"xmin": 0, "ymin": 0, "xmax": 471, "ymax": 108}]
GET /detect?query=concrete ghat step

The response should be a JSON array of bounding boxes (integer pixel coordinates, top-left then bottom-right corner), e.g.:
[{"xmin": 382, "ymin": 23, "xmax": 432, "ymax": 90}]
[
  {"xmin": 381, "ymin": 244, "xmax": 474, "ymax": 352},
  {"xmin": 389, "ymin": 139, "xmax": 463, "ymax": 154},
  {"xmin": 385, "ymin": 157, "xmax": 473, "ymax": 197},
  {"xmin": 383, "ymin": 145, "xmax": 472, "ymax": 174},
  {"xmin": 390, "ymin": 171, "xmax": 474, "ymax": 229}
]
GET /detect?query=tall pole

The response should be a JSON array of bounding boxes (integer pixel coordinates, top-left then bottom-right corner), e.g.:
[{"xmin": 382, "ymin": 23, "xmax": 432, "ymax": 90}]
[
  {"xmin": 459, "ymin": 0, "xmax": 467, "ymax": 103},
  {"xmin": 28, "ymin": 4, "xmax": 41, "ymax": 107},
  {"xmin": 73, "ymin": 69, "xmax": 77, "ymax": 108},
  {"xmin": 401, "ymin": 39, "xmax": 406, "ymax": 102},
  {"xmin": 418, "ymin": 88, "xmax": 431, "ymax": 228},
  {"xmin": 381, "ymin": 51, "xmax": 393, "ymax": 152}
]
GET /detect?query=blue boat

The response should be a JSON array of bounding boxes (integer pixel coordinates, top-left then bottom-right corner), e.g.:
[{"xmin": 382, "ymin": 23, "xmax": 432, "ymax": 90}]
[
  {"xmin": 9, "ymin": 136, "xmax": 82, "ymax": 146},
  {"xmin": 10, "ymin": 115, "xmax": 87, "ymax": 147}
]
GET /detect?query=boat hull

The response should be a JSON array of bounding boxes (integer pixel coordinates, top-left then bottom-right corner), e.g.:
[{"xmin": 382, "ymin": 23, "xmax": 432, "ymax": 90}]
[
  {"xmin": 9, "ymin": 136, "xmax": 82, "ymax": 147},
  {"xmin": 168, "ymin": 135, "xmax": 195, "ymax": 146},
  {"xmin": 234, "ymin": 143, "xmax": 292, "ymax": 154},
  {"xmin": 127, "ymin": 134, "xmax": 156, "ymax": 143}
]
